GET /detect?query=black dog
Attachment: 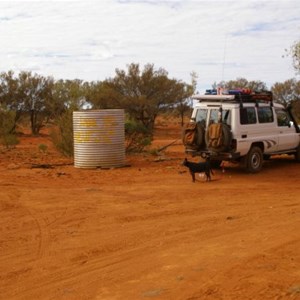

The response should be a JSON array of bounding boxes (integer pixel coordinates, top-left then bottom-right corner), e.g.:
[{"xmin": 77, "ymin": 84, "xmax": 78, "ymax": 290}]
[{"xmin": 182, "ymin": 158, "xmax": 214, "ymax": 182}]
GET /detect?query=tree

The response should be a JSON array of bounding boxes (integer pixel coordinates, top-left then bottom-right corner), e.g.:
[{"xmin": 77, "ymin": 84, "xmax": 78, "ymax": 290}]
[
  {"xmin": 17, "ymin": 72, "xmax": 54, "ymax": 135},
  {"xmin": 50, "ymin": 79, "xmax": 88, "ymax": 156},
  {"xmin": 52, "ymin": 79, "xmax": 88, "ymax": 112},
  {"xmin": 100, "ymin": 63, "xmax": 194, "ymax": 133},
  {"xmin": 0, "ymin": 71, "xmax": 24, "ymax": 132},
  {"xmin": 0, "ymin": 71, "xmax": 55, "ymax": 135},
  {"xmin": 271, "ymin": 79, "xmax": 300, "ymax": 121},
  {"xmin": 85, "ymin": 81, "xmax": 119, "ymax": 110},
  {"xmin": 219, "ymin": 77, "xmax": 268, "ymax": 91},
  {"xmin": 271, "ymin": 79, "xmax": 297, "ymax": 107},
  {"xmin": 289, "ymin": 40, "xmax": 300, "ymax": 74},
  {"xmin": 175, "ymin": 72, "xmax": 197, "ymax": 126}
]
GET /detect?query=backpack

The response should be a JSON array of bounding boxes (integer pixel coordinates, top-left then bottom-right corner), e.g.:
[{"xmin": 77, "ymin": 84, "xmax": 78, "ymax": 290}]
[
  {"xmin": 182, "ymin": 122, "xmax": 197, "ymax": 146},
  {"xmin": 208, "ymin": 123, "xmax": 223, "ymax": 148}
]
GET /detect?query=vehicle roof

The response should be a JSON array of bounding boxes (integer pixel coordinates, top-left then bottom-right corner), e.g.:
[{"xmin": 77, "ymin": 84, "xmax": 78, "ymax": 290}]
[
  {"xmin": 192, "ymin": 95, "xmax": 236, "ymax": 101},
  {"xmin": 192, "ymin": 93, "xmax": 284, "ymax": 109},
  {"xmin": 193, "ymin": 102, "xmax": 284, "ymax": 109}
]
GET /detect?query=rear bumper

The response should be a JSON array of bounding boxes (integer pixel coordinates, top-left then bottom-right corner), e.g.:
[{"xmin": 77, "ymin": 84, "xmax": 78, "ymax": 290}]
[{"xmin": 185, "ymin": 148, "xmax": 241, "ymax": 161}]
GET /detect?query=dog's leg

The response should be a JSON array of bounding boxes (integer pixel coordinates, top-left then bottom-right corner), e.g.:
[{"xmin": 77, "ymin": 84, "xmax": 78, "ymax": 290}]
[
  {"xmin": 206, "ymin": 172, "xmax": 209, "ymax": 181},
  {"xmin": 190, "ymin": 171, "xmax": 195, "ymax": 182},
  {"xmin": 206, "ymin": 171, "xmax": 211, "ymax": 181}
]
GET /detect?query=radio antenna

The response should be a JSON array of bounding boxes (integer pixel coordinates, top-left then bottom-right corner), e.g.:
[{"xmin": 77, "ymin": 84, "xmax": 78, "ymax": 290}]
[{"xmin": 221, "ymin": 35, "xmax": 228, "ymax": 84}]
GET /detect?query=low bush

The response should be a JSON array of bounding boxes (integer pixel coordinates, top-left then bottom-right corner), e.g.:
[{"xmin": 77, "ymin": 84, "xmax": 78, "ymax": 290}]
[
  {"xmin": 0, "ymin": 110, "xmax": 19, "ymax": 148},
  {"xmin": 50, "ymin": 110, "xmax": 74, "ymax": 157},
  {"xmin": 125, "ymin": 119, "xmax": 151, "ymax": 153}
]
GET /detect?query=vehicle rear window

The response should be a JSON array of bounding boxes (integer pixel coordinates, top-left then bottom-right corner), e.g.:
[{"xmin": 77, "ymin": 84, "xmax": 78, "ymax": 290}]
[
  {"xmin": 257, "ymin": 107, "xmax": 274, "ymax": 123},
  {"xmin": 240, "ymin": 107, "xmax": 256, "ymax": 124},
  {"xmin": 209, "ymin": 109, "xmax": 231, "ymax": 126},
  {"xmin": 195, "ymin": 109, "xmax": 208, "ymax": 127}
]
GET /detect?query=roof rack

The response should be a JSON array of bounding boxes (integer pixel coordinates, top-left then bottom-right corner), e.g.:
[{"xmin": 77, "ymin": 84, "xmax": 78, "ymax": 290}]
[
  {"xmin": 192, "ymin": 89, "xmax": 273, "ymax": 108},
  {"xmin": 192, "ymin": 94, "xmax": 235, "ymax": 101}
]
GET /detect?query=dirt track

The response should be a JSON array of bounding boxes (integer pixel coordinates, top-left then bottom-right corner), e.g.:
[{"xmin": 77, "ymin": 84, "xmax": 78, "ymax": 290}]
[{"xmin": 0, "ymin": 123, "xmax": 299, "ymax": 300}]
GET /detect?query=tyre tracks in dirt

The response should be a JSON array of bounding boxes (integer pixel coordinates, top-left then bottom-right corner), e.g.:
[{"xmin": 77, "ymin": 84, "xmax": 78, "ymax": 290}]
[
  {"xmin": 0, "ymin": 158, "xmax": 299, "ymax": 300},
  {"xmin": 4, "ymin": 200, "xmax": 299, "ymax": 300}
]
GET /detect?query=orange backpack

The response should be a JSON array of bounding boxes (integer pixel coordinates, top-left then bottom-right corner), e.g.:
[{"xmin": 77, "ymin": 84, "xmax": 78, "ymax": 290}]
[{"xmin": 182, "ymin": 122, "xmax": 197, "ymax": 146}]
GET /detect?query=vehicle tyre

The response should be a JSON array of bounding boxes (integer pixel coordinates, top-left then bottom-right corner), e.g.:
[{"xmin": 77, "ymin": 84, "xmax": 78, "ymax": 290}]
[
  {"xmin": 222, "ymin": 124, "xmax": 232, "ymax": 150},
  {"xmin": 295, "ymin": 144, "xmax": 300, "ymax": 162},
  {"xmin": 195, "ymin": 122, "xmax": 205, "ymax": 147},
  {"xmin": 205, "ymin": 123, "xmax": 232, "ymax": 152},
  {"xmin": 210, "ymin": 160, "xmax": 222, "ymax": 169},
  {"xmin": 245, "ymin": 146, "xmax": 263, "ymax": 173}
]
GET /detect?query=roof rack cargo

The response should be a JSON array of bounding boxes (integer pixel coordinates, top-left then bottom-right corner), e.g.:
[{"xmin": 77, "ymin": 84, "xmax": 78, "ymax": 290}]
[{"xmin": 193, "ymin": 89, "xmax": 273, "ymax": 108}]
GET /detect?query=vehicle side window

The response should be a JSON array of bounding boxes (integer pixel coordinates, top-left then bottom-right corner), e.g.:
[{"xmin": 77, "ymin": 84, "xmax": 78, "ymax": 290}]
[
  {"xmin": 195, "ymin": 109, "xmax": 208, "ymax": 127},
  {"xmin": 257, "ymin": 107, "xmax": 274, "ymax": 123},
  {"xmin": 276, "ymin": 109, "xmax": 291, "ymax": 127},
  {"xmin": 240, "ymin": 107, "xmax": 256, "ymax": 124}
]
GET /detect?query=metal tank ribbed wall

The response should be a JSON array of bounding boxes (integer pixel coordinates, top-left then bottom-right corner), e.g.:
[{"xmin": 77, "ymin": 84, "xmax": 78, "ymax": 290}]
[{"xmin": 73, "ymin": 110, "xmax": 125, "ymax": 168}]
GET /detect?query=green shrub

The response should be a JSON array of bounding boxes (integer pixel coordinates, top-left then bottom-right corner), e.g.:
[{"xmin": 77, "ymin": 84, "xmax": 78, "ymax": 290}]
[
  {"xmin": 0, "ymin": 134, "xmax": 19, "ymax": 149},
  {"xmin": 38, "ymin": 143, "xmax": 48, "ymax": 153},
  {"xmin": 125, "ymin": 119, "xmax": 151, "ymax": 153},
  {"xmin": 0, "ymin": 110, "xmax": 19, "ymax": 148},
  {"xmin": 50, "ymin": 110, "xmax": 74, "ymax": 157}
]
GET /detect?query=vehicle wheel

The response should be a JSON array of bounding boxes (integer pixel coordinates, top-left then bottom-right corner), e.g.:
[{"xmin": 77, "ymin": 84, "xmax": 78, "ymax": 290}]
[
  {"xmin": 245, "ymin": 146, "xmax": 263, "ymax": 173},
  {"xmin": 222, "ymin": 124, "xmax": 232, "ymax": 150},
  {"xmin": 295, "ymin": 144, "xmax": 300, "ymax": 162},
  {"xmin": 211, "ymin": 160, "xmax": 222, "ymax": 168},
  {"xmin": 205, "ymin": 123, "xmax": 232, "ymax": 152}
]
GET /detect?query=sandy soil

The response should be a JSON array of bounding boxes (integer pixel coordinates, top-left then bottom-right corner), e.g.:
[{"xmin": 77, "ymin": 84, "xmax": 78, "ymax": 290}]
[{"xmin": 0, "ymin": 120, "xmax": 299, "ymax": 300}]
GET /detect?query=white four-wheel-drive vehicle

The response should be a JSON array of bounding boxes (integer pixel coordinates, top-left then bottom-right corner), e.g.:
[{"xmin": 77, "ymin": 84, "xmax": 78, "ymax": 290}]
[{"xmin": 183, "ymin": 89, "xmax": 300, "ymax": 173}]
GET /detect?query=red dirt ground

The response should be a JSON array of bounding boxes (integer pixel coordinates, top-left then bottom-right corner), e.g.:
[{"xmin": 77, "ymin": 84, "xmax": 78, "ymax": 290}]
[{"xmin": 0, "ymin": 120, "xmax": 299, "ymax": 300}]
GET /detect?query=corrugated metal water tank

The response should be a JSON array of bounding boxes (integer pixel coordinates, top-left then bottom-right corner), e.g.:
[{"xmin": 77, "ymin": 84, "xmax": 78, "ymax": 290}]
[{"xmin": 73, "ymin": 110, "xmax": 125, "ymax": 168}]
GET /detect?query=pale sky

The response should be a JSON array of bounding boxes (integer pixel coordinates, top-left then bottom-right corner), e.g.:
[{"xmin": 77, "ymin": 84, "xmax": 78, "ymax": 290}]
[{"xmin": 0, "ymin": 0, "xmax": 299, "ymax": 92}]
